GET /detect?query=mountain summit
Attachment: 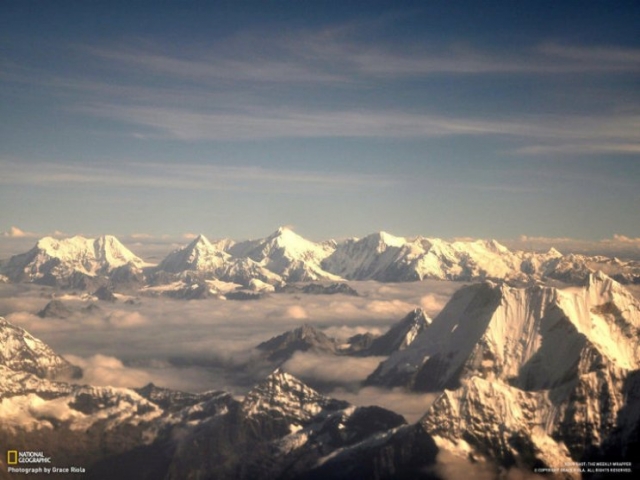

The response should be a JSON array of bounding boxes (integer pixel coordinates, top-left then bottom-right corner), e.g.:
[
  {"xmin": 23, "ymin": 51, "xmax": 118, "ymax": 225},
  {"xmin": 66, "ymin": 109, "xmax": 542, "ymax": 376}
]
[
  {"xmin": 158, "ymin": 234, "xmax": 229, "ymax": 273},
  {"xmin": 256, "ymin": 325, "xmax": 338, "ymax": 362},
  {"xmin": 228, "ymin": 227, "xmax": 338, "ymax": 281}
]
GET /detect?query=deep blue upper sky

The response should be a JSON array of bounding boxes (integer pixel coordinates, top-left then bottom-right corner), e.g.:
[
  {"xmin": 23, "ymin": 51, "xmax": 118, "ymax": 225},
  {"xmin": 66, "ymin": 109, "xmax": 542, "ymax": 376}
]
[{"xmin": 1, "ymin": 1, "xmax": 639, "ymax": 242}]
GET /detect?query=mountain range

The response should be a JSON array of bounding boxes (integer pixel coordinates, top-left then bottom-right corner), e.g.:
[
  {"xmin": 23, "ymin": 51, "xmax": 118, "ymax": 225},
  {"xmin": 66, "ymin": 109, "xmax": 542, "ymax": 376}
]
[
  {"xmin": 1, "ymin": 270, "xmax": 640, "ymax": 477},
  {"xmin": 2, "ymin": 228, "xmax": 640, "ymax": 293}
]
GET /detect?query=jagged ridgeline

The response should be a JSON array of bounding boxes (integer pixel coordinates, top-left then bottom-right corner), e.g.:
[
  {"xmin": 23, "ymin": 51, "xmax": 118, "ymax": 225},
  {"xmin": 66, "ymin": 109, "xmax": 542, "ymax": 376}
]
[
  {"xmin": 254, "ymin": 308, "xmax": 432, "ymax": 364},
  {"xmin": 2, "ymin": 228, "xmax": 640, "ymax": 293}
]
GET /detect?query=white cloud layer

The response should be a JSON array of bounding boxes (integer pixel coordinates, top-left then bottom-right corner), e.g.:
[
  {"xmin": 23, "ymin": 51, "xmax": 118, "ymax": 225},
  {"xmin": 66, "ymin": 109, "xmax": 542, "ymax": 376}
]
[
  {"xmin": 282, "ymin": 352, "xmax": 384, "ymax": 386},
  {"xmin": 64, "ymin": 354, "xmax": 221, "ymax": 392},
  {"xmin": 0, "ymin": 280, "xmax": 460, "ymax": 394},
  {"xmin": 330, "ymin": 386, "xmax": 438, "ymax": 424},
  {"xmin": 65, "ymin": 354, "xmax": 152, "ymax": 388}
]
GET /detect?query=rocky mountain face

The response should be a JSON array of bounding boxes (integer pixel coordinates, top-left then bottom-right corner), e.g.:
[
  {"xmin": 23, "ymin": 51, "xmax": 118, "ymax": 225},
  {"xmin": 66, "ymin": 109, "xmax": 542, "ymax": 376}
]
[
  {"xmin": 367, "ymin": 272, "xmax": 640, "ymax": 475},
  {"xmin": 586, "ymin": 369, "xmax": 640, "ymax": 475},
  {"xmin": 277, "ymin": 282, "xmax": 359, "ymax": 296},
  {"xmin": 0, "ymin": 316, "xmax": 165, "ymax": 479},
  {"xmin": 549, "ymin": 254, "xmax": 640, "ymax": 285},
  {"xmin": 37, "ymin": 299, "xmax": 73, "ymax": 319}
]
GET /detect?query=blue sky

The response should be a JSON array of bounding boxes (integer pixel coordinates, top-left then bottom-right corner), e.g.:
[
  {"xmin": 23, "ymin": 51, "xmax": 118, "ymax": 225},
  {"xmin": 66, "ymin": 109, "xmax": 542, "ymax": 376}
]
[{"xmin": 1, "ymin": 1, "xmax": 639, "ymax": 243}]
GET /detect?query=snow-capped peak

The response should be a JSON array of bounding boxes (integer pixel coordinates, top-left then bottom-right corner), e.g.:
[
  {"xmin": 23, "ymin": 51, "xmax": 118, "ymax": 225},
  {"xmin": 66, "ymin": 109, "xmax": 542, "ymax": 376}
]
[
  {"xmin": 94, "ymin": 235, "xmax": 145, "ymax": 267},
  {"xmin": 547, "ymin": 247, "xmax": 562, "ymax": 257},
  {"xmin": 365, "ymin": 231, "xmax": 406, "ymax": 251},
  {"xmin": 472, "ymin": 238, "xmax": 510, "ymax": 254},
  {"xmin": 241, "ymin": 370, "xmax": 347, "ymax": 423},
  {"xmin": 158, "ymin": 234, "xmax": 229, "ymax": 273},
  {"xmin": 252, "ymin": 227, "xmax": 329, "ymax": 259},
  {"xmin": 227, "ymin": 228, "xmax": 338, "ymax": 282},
  {"xmin": 2, "ymin": 235, "xmax": 145, "ymax": 283},
  {"xmin": 192, "ymin": 233, "xmax": 212, "ymax": 245},
  {"xmin": 411, "ymin": 272, "xmax": 640, "ymax": 472},
  {"xmin": 35, "ymin": 235, "xmax": 143, "ymax": 269},
  {"xmin": 363, "ymin": 308, "xmax": 432, "ymax": 356},
  {"xmin": 273, "ymin": 225, "xmax": 294, "ymax": 236},
  {"xmin": 0, "ymin": 316, "xmax": 81, "ymax": 380}
]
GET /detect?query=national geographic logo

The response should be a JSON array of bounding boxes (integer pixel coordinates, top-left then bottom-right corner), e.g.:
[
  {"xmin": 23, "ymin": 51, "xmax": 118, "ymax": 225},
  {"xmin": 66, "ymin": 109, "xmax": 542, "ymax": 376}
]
[
  {"xmin": 5, "ymin": 450, "xmax": 85, "ymax": 475},
  {"xmin": 6, "ymin": 450, "xmax": 52, "ymax": 464}
]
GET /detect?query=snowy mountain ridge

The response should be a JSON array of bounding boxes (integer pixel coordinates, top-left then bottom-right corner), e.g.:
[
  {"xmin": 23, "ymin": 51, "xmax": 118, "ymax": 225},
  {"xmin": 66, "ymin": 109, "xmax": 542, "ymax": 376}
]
[
  {"xmin": 0, "ymin": 317, "xmax": 81, "ymax": 380},
  {"xmin": 4, "ymin": 228, "xmax": 640, "ymax": 291},
  {"xmin": 370, "ymin": 271, "xmax": 640, "ymax": 390}
]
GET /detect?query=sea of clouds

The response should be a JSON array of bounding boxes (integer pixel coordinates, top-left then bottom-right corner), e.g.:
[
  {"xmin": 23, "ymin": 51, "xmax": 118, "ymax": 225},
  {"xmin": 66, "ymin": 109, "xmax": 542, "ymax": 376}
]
[{"xmin": 0, "ymin": 279, "xmax": 460, "ymax": 420}]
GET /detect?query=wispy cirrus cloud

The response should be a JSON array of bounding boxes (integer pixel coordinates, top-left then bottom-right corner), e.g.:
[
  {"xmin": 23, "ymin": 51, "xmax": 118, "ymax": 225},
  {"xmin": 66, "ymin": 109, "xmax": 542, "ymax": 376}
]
[
  {"xmin": 536, "ymin": 43, "xmax": 640, "ymax": 71},
  {"xmin": 515, "ymin": 143, "xmax": 640, "ymax": 155},
  {"xmin": 78, "ymin": 102, "xmax": 640, "ymax": 151},
  {"xmin": 336, "ymin": 41, "xmax": 640, "ymax": 77},
  {"xmin": 8, "ymin": 20, "xmax": 639, "ymax": 102},
  {"xmin": 0, "ymin": 159, "xmax": 397, "ymax": 192},
  {"xmin": 5, "ymin": 21, "xmax": 638, "ymax": 154},
  {"xmin": 81, "ymin": 104, "xmax": 527, "ymax": 140},
  {"xmin": 80, "ymin": 27, "xmax": 640, "ymax": 86},
  {"xmin": 83, "ymin": 41, "xmax": 347, "ymax": 85}
]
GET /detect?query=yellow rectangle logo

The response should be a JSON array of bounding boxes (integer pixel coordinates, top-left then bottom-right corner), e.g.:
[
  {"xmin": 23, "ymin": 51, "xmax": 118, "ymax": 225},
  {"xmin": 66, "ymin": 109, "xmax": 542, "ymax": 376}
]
[{"xmin": 7, "ymin": 450, "xmax": 18, "ymax": 465}]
